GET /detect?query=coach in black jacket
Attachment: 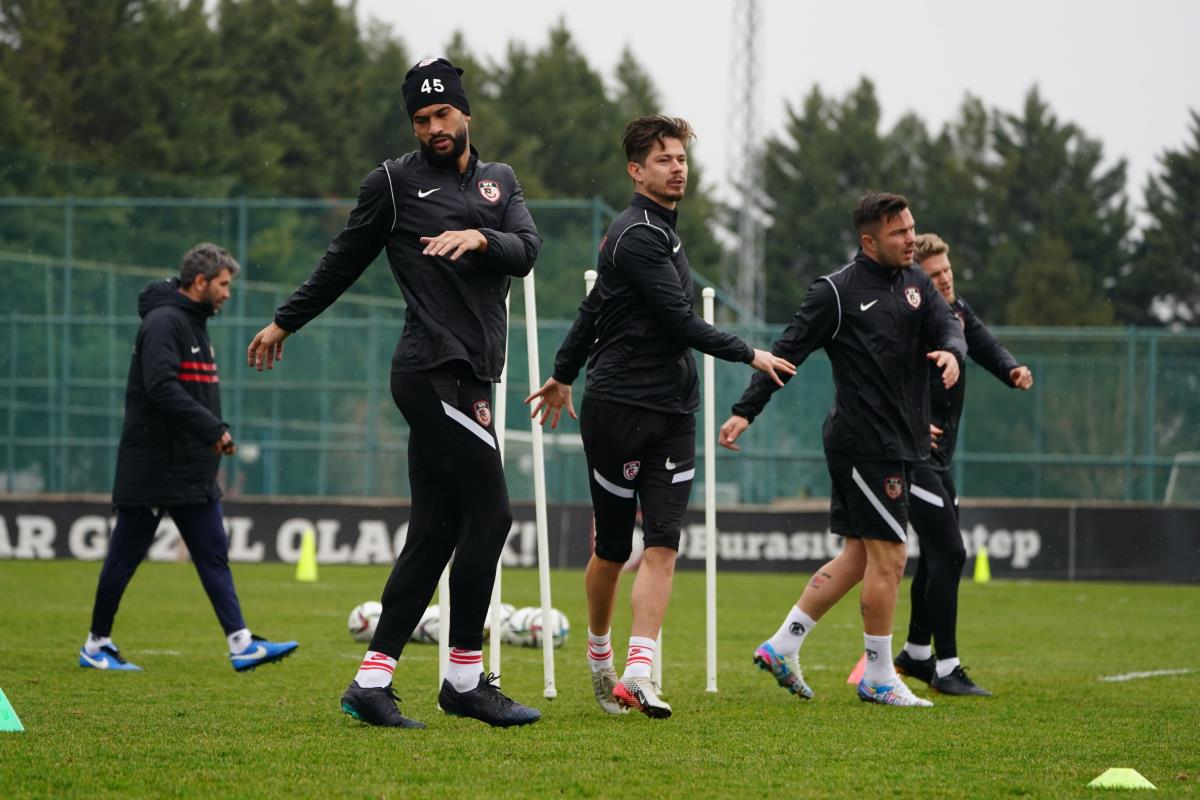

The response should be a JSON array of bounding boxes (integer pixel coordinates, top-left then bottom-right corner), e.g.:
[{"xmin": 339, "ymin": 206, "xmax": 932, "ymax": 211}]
[
  {"xmin": 82, "ymin": 244, "xmax": 297, "ymax": 674},
  {"xmin": 894, "ymin": 232, "xmax": 1032, "ymax": 698},
  {"xmin": 722, "ymin": 192, "xmax": 966, "ymax": 707},
  {"xmin": 247, "ymin": 58, "xmax": 541, "ymax": 729},
  {"xmin": 526, "ymin": 116, "xmax": 792, "ymax": 719}
]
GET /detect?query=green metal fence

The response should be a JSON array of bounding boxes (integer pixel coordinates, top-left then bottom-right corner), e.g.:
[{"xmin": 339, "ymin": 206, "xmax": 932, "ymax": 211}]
[{"xmin": 3, "ymin": 197, "xmax": 1199, "ymax": 504}]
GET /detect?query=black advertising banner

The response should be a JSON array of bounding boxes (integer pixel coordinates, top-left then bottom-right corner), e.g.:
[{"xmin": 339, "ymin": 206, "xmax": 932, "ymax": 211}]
[{"xmin": 0, "ymin": 496, "xmax": 1196, "ymax": 583}]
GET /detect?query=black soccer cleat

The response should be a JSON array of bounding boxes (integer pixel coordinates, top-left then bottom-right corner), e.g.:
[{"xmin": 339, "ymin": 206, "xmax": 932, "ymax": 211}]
[
  {"xmin": 931, "ymin": 665, "xmax": 992, "ymax": 697},
  {"xmin": 894, "ymin": 650, "xmax": 936, "ymax": 685},
  {"xmin": 341, "ymin": 681, "xmax": 426, "ymax": 728},
  {"xmin": 438, "ymin": 673, "xmax": 541, "ymax": 728}
]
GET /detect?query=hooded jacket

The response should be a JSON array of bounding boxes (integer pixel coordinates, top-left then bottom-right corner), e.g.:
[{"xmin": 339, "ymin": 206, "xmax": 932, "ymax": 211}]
[{"xmin": 112, "ymin": 279, "xmax": 228, "ymax": 507}]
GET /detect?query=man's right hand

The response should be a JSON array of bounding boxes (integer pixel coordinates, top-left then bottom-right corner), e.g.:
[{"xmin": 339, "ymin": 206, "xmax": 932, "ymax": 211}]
[
  {"xmin": 247, "ymin": 322, "xmax": 290, "ymax": 371},
  {"xmin": 719, "ymin": 415, "xmax": 750, "ymax": 451},
  {"xmin": 750, "ymin": 349, "xmax": 796, "ymax": 387},
  {"xmin": 930, "ymin": 423, "xmax": 943, "ymax": 450}
]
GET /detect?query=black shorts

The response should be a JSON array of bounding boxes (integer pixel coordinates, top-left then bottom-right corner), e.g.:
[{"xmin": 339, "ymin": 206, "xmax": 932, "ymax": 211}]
[
  {"xmin": 580, "ymin": 397, "xmax": 696, "ymax": 562},
  {"xmin": 827, "ymin": 456, "xmax": 911, "ymax": 543}
]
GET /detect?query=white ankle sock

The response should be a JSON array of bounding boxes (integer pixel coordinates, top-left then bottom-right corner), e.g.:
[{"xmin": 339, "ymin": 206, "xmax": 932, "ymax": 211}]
[
  {"xmin": 227, "ymin": 628, "xmax": 252, "ymax": 655},
  {"xmin": 903, "ymin": 641, "xmax": 932, "ymax": 661},
  {"xmin": 622, "ymin": 636, "xmax": 656, "ymax": 680},
  {"xmin": 767, "ymin": 606, "xmax": 817, "ymax": 657},
  {"xmin": 354, "ymin": 650, "xmax": 397, "ymax": 689},
  {"xmin": 863, "ymin": 633, "xmax": 897, "ymax": 684},
  {"xmin": 587, "ymin": 629, "xmax": 614, "ymax": 673},
  {"xmin": 447, "ymin": 648, "xmax": 483, "ymax": 692},
  {"xmin": 84, "ymin": 634, "xmax": 112, "ymax": 655},
  {"xmin": 936, "ymin": 657, "xmax": 961, "ymax": 678}
]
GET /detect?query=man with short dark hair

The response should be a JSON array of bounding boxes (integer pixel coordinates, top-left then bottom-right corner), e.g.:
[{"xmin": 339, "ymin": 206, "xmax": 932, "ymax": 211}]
[
  {"xmin": 80, "ymin": 243, "xmax": 298, "ymax": 673},
  {"xmin": 893, "ymin": 232, "xmax": 1033, "ymax": 697},
  {"xmin": 247, "ymin": 58, "xmax": 542, "ymax": 728},
  {"xmin": 526, "ymin": 115, "xmax": 794, "ymax": 719},
  {"xmin": 720, "ymin": 192, "xmax": 965, "ymax": 707}
]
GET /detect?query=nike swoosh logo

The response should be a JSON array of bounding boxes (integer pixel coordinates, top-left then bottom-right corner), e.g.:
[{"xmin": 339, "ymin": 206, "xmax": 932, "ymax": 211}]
[
  {"xmin": 665, "ymin": 457, "xmax": 676, "ymax": 470},
  {"xmin": 672, "ymin": 241, "xmax": 682, "ymax": 253},
  {"xmin": 191, "ymin": 346, "xmax": 201, "ymax": 353},
  {"xmin": 417, "ymin": 188, "xmax": 440, "ymax": 198},
  {"xmin": 234, "ymin": 645, "xmax": 267, "ymax": 660},
  {"xmin": 859, "ymin": 300, "xmax": 878, "ymax": 311},
  {"xmin": 80, "ymin": 651, "xmax": 109, "ymax": 669}
]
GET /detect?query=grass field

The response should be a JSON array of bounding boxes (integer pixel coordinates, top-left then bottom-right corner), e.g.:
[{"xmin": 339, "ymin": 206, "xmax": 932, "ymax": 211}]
[{"xmin": 0, "ymin": 560, "xmax": 1197, "ymax": 799}]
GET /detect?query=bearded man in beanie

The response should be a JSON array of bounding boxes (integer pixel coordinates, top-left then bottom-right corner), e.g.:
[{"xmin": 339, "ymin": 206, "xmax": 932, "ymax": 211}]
[{"xmin": 247, "ymin": 58, "xmax": 542, "ymax": 728}]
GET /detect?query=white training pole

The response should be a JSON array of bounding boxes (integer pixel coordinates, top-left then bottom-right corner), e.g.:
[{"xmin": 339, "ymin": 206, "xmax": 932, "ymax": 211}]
[
  {"xmin": 703, "ymin": 287, "xmax": 718, "ymax": 692},
  {"xmin": 524, "ymin": 272, "xmax": 556, "ymax": 698},
  {"xmin": 488, "ymin": 291, "xmax": 511, "ymax": 683},
  {"xmin": 437, "ymin": 565, "xmax": 450, "ymax": 692},
  {"xmin": 652, "ymin": 629, "xmax": 664, "ymax": 692}
]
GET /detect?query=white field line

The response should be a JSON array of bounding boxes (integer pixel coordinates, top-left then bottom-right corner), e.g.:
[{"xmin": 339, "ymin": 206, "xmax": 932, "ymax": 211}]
[{"xmin": 1098, "ymin": 668, "xmax": 1195, "ymax": 682}]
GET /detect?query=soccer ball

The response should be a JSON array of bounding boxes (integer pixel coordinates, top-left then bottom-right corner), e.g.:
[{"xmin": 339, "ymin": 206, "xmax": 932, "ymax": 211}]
[
  {"xmin": 347, "ymin": 601, "xmax": 382, "ymax": 642},
  {"xmin": 529, "ymin": 607, "xmax": 570, "ymax": 648},
  {"xmin": 483, "ymin": 602, "xmax": 515, "ymax": 637},
  {"xmin": 503, "ymin": 606, "xmax": 537, "ymax": 646},
  {"xmin": 412, "ymin": 605, "xmax": 440, "ymax": 644}
]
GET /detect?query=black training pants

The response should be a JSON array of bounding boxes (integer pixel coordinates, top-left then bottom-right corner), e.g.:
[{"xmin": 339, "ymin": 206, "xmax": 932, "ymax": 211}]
[
  {"xmin": 369, "ymin": 364, "xmax": 512, "ymax": 656},
  {"xmin": 906, "ymin": 465, "xmax": 966, "ymax": 660}
]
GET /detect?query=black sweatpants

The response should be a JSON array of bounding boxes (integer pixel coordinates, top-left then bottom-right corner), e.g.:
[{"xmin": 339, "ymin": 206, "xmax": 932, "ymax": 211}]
[
  {"xmin": 370, "ymin": 364, "xmax": 512, "ymax": 656},
  {"xmin": 906, "ymin": 465, "xmax": 966, "ymax": 660},
  {"xmin": 90, "ymin": 501, "xmax": 246, "ymax": 638}
]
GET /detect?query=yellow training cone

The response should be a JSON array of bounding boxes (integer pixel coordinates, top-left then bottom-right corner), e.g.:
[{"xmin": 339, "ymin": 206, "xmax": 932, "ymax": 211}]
[
  {"xmin": 295, "ymin": 529, "xmax": 318, "ymax": 582},
  {"xmin": 1088, "ymin": 768, "xmax": 1156, "ymax": 790},
  {"xmin": 973, "ymin": 544, "xmax": 991, "ymax": 584}
]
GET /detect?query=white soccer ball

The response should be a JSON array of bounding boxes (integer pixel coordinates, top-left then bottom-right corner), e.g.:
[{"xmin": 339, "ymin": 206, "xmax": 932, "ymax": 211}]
[
  {"xmin": 412, "ymin": 605, "xmax": 440, "ymax": 644},
  {"xmin": 347, "ymin": 601, "xmax": 382, "ymax": 642},
  {"xmin": 503, "ymin": 606, "xmax": 537, "ymax": 646},
  {"xmin": 483, "ymin": 602, "xmax": 515, "ymax": 637},
  {"xmin": 529, "ymin": 607, "xmax": 570, "ymax": 649}
]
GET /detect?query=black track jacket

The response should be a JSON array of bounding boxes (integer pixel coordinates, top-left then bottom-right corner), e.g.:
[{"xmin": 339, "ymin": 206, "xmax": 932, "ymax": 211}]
[
  {"xmin": 553, "ymin": 193, "xmax": 754, "ymax": 415},
  {"xmin": 274, "ymin": 148, "xmax": 541, "ymax": 383},
  {"xmin": 928, "ymin": 295, "xmax": 1019, "ymax": 469},
  {"xmin": 113, "ymin": 279, "xmax": 228, "ymax": 507},
  {"xmin": 732, "ymin": 250, "xmax": 967, "ymax": 462}
]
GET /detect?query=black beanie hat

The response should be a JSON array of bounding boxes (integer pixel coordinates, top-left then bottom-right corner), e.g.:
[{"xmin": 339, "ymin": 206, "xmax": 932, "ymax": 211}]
[{"xmin": 402, "ymin": 58, "xmax": 471, "ymax": 120}]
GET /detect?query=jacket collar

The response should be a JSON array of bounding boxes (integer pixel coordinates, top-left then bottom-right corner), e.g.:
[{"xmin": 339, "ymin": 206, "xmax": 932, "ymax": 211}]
[
  {"xmin": 415, "ymin": 144, "xmax": 480, "ymax": 177},
  {"xmin": 630, "ymin": 192, "xmax": 679, "ymax": 229},
  {"xmin": 855, "ymin": 249, "xmax": 903, "ymax": 284}
]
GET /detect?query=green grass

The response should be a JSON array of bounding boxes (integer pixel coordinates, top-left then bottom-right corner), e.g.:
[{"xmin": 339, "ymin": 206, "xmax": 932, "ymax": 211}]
[{"xmin": 0, "ymin": 560, "xmax": 1197, "ymax": 799}]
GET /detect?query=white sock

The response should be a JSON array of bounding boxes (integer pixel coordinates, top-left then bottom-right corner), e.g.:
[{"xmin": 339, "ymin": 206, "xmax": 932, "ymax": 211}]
[
  {"xmin": 863, "ymin": 633, "xmax": 897, "ymax": 684},
  {"xmin": 587, "ymin": 629, "xmax": 614, "ymax": 673},
  {"xmin": 84, "ymin": 634, "xmax": 113, "ymax": 655},
  {"xmin": 227, "ymin": 628, "xmax": 252, "ymax": 655},
  {"xmin": 903, "ymin": 641, "xmax": 933, "ymax": 661},
  {"xmin": 936, "ymin": 657, "xmax": 961, "ymax": 678},
  {"xmin": 354, "ymin": 650, "xmax": 397, "ymax": 689},
  {"xmin": 622, "ymin": 636, "xmax": 656, "ymax": 681},
  {"xmin": 447, "ymin": 648, "xmax": 483, "ymax": 692},
  {"xmin": 767, "ymin": 606, "xmax": 818, "ymax": 657}
]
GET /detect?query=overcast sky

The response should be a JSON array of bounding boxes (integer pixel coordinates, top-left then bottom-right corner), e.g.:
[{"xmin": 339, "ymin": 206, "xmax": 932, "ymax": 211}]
[{"xmin": 355, "ymin": 0, "xmax": 1198, "ymax": 212}]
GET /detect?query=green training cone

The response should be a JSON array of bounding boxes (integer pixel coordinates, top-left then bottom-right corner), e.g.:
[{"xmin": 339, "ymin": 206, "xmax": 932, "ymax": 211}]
[
  {"xmin": 973, "ymin": 544, "xmax": 991, "ymax": 583},
  {"xmin": 295, "ymin": 528, "xmax": 318, "ymax": 582},
  {"xmin": 0, "ymin": 687, "xmax": 25, "ymax": 732},
  {"xmin": 1088, "ymin": 768, "xmax": 1156, "ymax": 790}
]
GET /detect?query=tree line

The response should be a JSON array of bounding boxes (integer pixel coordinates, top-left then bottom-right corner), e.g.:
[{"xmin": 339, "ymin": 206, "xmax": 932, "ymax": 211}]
[{"xmin": 1, "ymin": 0, "xmax": 1196, "ymax": 325}]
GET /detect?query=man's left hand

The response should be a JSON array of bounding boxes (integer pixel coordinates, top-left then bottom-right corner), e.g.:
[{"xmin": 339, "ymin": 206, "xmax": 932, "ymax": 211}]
[
  {"xmin": 420, "ymin": 229, "xmax": 488, "ymax": 261},
  {"xmin": 1010, "ymin": 365, "xmax": 1034, "ymax": 390}
]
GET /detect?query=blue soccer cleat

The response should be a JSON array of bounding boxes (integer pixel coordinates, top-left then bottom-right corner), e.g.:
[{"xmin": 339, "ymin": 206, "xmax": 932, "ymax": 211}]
[
  {"xmin": 753, "ymin": 641, "xmax": 814, "ymax": 699},
  {"xmin": 79, "ymin": 644, "xmax": 142, "ymax": 671},
  {"xmin": 857, "ymin": 676, "xmax": 933, "ymax": 707},
  {"xmin": 230, "ymin": 634, "xmax": 298, "ymax": 672}
]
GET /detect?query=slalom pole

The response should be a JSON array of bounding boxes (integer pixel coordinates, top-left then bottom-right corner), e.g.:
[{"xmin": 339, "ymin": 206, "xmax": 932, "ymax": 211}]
[
  {"xmin": 702, "ymin": 287, "xmax": 718, "ymax": 692},
  {"xmin": 488, "ymin": 291, "xmax": 511, "ymax": 684},
  {"xmin": 524, "ymin": 272, "xmax": 556, "ymax": 698}
]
